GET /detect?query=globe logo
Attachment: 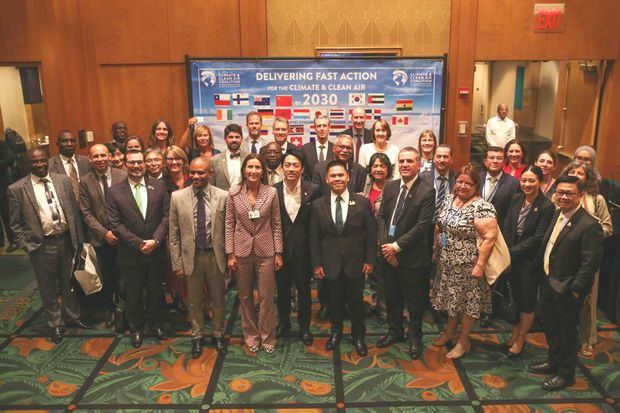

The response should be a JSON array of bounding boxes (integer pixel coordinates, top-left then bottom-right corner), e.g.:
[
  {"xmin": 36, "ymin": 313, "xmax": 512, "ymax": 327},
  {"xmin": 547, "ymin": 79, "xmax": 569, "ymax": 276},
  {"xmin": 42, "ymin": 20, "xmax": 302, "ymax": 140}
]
[
  {"xmin": 392, "ymin": 70, "xmax": 408, "ymax": 86},
  {"xmin": 200, "ymin": 70, "xmax": 216, "ymax": 87}
]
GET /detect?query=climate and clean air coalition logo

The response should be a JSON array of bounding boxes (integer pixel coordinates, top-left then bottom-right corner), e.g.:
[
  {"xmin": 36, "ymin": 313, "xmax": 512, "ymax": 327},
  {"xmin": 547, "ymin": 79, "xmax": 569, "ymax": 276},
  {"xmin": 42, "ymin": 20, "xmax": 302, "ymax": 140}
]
[
  {"xmin": 199, "ymin": 70, "xmax": 217, "ymax": 87},
  {"xmin": 392, "ymin": 70, "xmax": 408, "ymax": 86}
]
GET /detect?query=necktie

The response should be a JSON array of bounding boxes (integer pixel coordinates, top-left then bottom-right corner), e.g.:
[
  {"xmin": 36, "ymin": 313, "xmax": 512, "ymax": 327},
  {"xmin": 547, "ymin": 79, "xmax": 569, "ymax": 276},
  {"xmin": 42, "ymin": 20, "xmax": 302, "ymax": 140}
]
[
  {"xmin": 67, "ymin": 158, "xmax": 79, "ymax": 199},
  {"xmin": 485, "ymin": 176, "xmax": 498, "ymax": 201},
  {"xmin": 355, "ymin": 134, "xmax": 362, "ymax": 162},
  {"xmin": 195, "ymin": 191, "xmax": 207, "ymax": 251},
  {"xmin": 392, "ymin": 184, "xmax": 408, "ymax": 225},
  {"xmin": 251, "ymin": 140, "xmax": 257, "ymax": 154},
  {"xmin": 543, "ymin": 215, "xmax": 564, "ymax": 275},
  {"xmin": 335, "ymin": 195, "xmax": 344, "ymax": 233},
  {"xmin": 100, "ymin": 174, "xmax": 109, "ymax": 197},
  {"xmin": 133, "ymin": 183, "xmax": 145, "ymax": 217},
  {"xmin": 435, "ymin": 177, "xmax": 447, "ymax": 221},
  {"xmin": 41, "ymin": 178, "xmax": 64, "ymax": 231},
  {"xmin": 516, "ymin": 202, "xmax": 532, "ymax": 236},
  {"xmin": 230, "ymin": 153, "xmax": 240, "ymax": 159},
  {"xmin": 319, "ymin": 145, "xmax": 325, "ymax": 162}
]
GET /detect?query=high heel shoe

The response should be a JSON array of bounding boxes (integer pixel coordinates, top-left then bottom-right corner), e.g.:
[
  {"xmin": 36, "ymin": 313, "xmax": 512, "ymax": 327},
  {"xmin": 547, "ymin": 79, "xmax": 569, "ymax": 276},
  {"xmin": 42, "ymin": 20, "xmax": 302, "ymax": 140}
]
[
  {"xmin": 432, "ymin": 334, "xmax": 453, "ymax": 347},
  {"xmin": 446, "ymin": 341, "xmax": 470, "ymax": 359},
  {"xmin": 506, "ymin": 342, "xmax": 526, "ymax": 359}
]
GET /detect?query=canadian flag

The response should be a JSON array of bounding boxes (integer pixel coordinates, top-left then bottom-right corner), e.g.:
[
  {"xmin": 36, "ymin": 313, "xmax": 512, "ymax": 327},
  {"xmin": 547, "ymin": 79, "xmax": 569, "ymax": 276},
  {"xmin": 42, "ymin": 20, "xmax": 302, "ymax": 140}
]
[{"xmin": 391, "ymin": 115, "xmax": 409, "ymax": 126}]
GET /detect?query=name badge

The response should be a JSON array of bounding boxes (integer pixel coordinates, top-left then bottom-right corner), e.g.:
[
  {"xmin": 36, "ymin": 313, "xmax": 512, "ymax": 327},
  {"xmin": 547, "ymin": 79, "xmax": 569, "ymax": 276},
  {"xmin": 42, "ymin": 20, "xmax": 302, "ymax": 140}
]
[
  {"xmin": 388, "ymin": 225, "xmax": 396, "ymax": 237},
  {"xmin": 439, "ymin": 233, "xmax": 448, "ymax": 247},
  {"xmin": 248, "ymin": 210, "xmax": 260, "ymax": 219}
]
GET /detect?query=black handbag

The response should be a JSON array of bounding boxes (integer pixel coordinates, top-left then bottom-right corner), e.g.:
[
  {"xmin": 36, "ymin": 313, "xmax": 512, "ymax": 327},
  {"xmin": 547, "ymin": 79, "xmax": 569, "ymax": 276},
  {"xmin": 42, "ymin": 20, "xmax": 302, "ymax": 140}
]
[{"xmin": 491, "ymin": 274, "xmax": 519, "ymax": 325}]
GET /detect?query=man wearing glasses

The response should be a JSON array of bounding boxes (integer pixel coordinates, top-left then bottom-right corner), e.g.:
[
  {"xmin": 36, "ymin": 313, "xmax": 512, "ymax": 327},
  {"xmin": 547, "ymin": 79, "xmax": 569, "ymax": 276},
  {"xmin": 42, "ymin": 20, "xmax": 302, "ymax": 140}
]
[
  {"xmin": 528, "ymin": 175, "xmax": 604, "ymax": 391},
  {"xmin": 312, "ymin": 134, "xmax": 366, "ymax": 196}
]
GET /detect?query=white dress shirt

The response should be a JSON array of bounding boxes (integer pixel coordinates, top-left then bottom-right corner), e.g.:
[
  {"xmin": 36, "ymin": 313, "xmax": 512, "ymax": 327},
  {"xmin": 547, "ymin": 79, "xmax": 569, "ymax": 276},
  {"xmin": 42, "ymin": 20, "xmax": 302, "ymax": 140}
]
[
  {"xmin": 60, "ymin": 154, "xmax": 81, "ymax": 180},
  {"xmin": 390, "ymin": 176, "xmax": 417, "ymax": 252},
  {"xmin": 330, "ymin": 189, "xmax": 350, "ymax": 225},
  {"xmin": 482, "ymin": 171, "xmax": 502, "ymax": 202},
  {"xmin": 225, "ymin": 149, "xmax": 242, "ymax": 187},
  {"xmin": 283, "ymin": 180, "xmax": 302, "ymax": 222},
  {"xmin": 485, "ymin": 115, "xmax": 516, "ymax": 149},
  {"xmin": 30, "ymin": 174, "xmax": 68, "ymax": 235},
  {"xmin": 95, "ymin": 168, "xmax": 112, "ymax": 194}
]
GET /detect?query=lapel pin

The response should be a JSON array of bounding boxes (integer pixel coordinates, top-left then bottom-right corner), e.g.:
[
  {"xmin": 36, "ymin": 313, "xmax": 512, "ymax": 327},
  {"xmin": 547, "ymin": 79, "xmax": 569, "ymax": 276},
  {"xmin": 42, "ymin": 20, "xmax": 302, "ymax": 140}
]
[
  {"xmin": 567, "ymin": 222, "xmax": 572, "ymax": 227},
  {"xmin": 534, "ymin": 207, "xmax": 538, "ymax": 212},
  {"xmin": 349, "ymin": 200, "xmax": 356, "ymax": 206},
  {"xmin": 147, "ymin": 185, "xmax": 154, "ymax": 190}
]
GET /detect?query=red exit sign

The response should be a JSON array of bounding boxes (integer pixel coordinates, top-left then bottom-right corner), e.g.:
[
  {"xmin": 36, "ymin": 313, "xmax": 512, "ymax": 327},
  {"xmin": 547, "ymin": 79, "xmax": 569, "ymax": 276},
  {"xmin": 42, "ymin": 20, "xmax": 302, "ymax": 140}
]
[{"xmin": 534, "ymin": 3, "xmax": 565, "ymax": 32}]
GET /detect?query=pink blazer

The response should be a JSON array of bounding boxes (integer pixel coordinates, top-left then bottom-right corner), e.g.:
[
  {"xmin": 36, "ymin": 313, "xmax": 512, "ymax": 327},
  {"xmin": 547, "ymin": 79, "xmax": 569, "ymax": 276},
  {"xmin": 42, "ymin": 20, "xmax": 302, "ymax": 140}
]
[{"xmin": 225, "ymin": 183, "xmax": 283, "ymax": 258}]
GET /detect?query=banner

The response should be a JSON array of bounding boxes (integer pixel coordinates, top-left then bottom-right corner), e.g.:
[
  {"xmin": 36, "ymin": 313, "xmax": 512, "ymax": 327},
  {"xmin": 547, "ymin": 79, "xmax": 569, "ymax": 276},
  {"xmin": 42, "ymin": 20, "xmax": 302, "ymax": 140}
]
[{"xmin": 187, "ymin": 58, "xmax": 445, "ymax": 151}]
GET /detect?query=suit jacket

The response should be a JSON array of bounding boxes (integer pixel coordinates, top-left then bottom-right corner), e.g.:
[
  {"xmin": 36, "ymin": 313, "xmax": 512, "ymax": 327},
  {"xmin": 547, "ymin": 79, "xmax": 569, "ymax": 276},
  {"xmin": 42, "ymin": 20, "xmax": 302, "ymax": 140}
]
[
  {"xmin": 79, "ymin": 168, "xmax": 127, "ymax": 247},
  {"xmin": 210, "ymin": 150, "xmax": 249, "ymax": 190},
  {"xmin": 7, "ymin": 173, "xmax": 83, "ymax": 253},
  {"xmin": 377, "ymin": 177, "xmax": 436, "ymax": 269},
  {"xmin": 301, "ymin": 141, "xmax": 334, "ymax": 180},
  {"xmin": 309, "ymin": 192, "xmax": 377, "ymax": 279},
  {"xmin": 312, "ymin": 160, "xmax": 366, "ymax": 196},
  {"xmin": 241, "ymin": 136, "xmax": 269, "ymax": 154},
  {"xmin": 0, "ymin": 140, "xmax": 16, "ymax": 195},
  {"xmin": 535, "ymin": 207, "xmax": 604, "ymax": 295},
  {"xmin": 344, "ymin": 127, "xmax": 372, "ymax": 144},
  {"xmin": 106, "ymin": 177, "xmax": 170, "ymax": 266},
  {"xmin": 225, "ymin": 183, "xmax": 283, "ymax": 257},
  {"xmin": 169, "ymin": 184, "xmax": 227, "ymax": 275},
  {"xmin": 480, "ymin": 171, "xmax": 520, "ymax": 223},
  {"xmin": 420, "ymin": 166, "xmax": 456, "ymax": 196},
  {"xmin": 274, "ymin": 180, "xmax": 321, "ymax": 264},
  {"xmin": 49, "ymin": 154, "xmax": 92, "ymax": 180}
]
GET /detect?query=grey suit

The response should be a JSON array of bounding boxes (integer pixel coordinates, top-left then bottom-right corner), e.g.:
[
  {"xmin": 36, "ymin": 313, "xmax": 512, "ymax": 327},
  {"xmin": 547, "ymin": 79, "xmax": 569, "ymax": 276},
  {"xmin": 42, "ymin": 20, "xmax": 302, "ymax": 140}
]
[
  {"xmin": 169, "ymin": 184, "xmax": 227, "ymax": 338},
  {"xmin": 8, "ymin": 173, "xmax": 83, "ymax": 327},
  {"xmin": 301, "ymin": 141, "xmax": 334, "ymax": 181},
  {"xmin": 49, "ymin": 154, "xmax": 92, "ymax": 181},
  {"xmin": 210, "ymin": 151, "xmax": 249, "ymax": 190}
]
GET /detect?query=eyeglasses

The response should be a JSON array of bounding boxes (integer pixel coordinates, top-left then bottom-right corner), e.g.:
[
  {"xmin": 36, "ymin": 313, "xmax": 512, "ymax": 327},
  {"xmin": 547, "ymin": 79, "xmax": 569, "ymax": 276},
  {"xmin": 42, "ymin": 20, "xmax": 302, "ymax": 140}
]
[
  {"xmin": 145, "ymin": 158, "xmax": 162, "ymax": 164},
  {"xmin": 556, "ymin": 190, "xmax": 582, "ymax": 198},
  {"xmin": 166, "ymin": 157, "xmax": 183, "ymax": 163},
  {"xmin": 455, "ymin": 180, "xmax": 474, "ymax": 187},
  {"xmin": 335, "ymin": 145, "xmax": 352, "ymax": 151}
]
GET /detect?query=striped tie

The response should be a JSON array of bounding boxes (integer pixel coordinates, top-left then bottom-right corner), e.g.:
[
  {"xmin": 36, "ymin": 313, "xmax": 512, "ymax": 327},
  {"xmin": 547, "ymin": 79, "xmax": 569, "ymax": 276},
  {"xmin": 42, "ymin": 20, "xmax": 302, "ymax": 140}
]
[
  {"xmin": 434, "ymin": 176, "xmax": 448, "ymax": 221},
  {"xmin": 516, "ymin": 202, "xmax": 532, "ymax": 236}
]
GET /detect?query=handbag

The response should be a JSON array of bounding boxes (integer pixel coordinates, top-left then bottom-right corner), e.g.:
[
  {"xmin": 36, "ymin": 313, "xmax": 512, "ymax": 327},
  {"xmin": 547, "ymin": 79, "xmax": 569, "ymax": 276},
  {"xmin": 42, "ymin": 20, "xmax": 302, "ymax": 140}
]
[
  {"xmin": 478, "ymin": 226, "xmax": 511, "ymax": 285},
  {"xmin": 491, "ymin": 274, "xmax": 519, "ymax": 325},
  {"xmin": 73, "ymin": 243, "xmax": 103, "ymax": 295}
]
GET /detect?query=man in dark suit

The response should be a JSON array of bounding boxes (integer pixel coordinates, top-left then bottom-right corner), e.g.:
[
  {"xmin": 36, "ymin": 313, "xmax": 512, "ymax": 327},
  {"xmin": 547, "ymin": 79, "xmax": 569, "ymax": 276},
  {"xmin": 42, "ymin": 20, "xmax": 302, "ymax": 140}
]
[
  {"xmin": 312, "ymin": 134, "xmax": 366, "ymax": 196},
  {"xmin": 260, "ymin": 117, "xmax": 290, "ymax": 156},
  {"xmin": 528, "ymin": 175, "xmax": 604, "ymax": 391},
  {"xmin": 48, "ymin": 130, "xmax": 92, "ymax": 200},
  {"xmin": 343, "ymin": 107, "xmax": 372, "ymax": 162},
  {"xmin": 376, "ymin": 147, "xmax": 435, "ymax": 359},
  {"xmin": 274, "ymin": 148, "xmax": 321, "ymax": 346},
  {"xmin": 420, "ymin": 144, "xmax": 455, "ymax": 220},
  {"xmin": 310, "ymin": 160, "xmax": 377, "ymax": 356},
  {"xmin": 79, "ymin": 144, "xmax": 127, "ymax": 326},
  {"xmin": 106, "ymin": 149, "xmax": 170, "ymax": 348},
  {"xmin": 302, "ymin": 115, "xmax": 334, "ymax": 180},
  {"xmin": 8, "ymin": 149, "xmax": 90, "ymax": 343},
  {"xmin": 479, "ymin": 146, "xmax": 519, "ymax": 328}
]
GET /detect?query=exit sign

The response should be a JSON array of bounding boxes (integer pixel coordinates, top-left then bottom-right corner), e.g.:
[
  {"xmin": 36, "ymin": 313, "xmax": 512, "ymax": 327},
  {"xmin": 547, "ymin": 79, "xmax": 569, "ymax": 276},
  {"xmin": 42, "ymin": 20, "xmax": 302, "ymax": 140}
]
[{"xmin": 534, "ymin": 3, "xmax": 565, "ymax": 32}]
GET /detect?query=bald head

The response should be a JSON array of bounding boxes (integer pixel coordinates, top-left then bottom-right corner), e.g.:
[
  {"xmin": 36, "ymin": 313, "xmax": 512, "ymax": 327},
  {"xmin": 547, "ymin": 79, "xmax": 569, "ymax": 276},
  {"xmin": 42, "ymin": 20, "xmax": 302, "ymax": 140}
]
[
  {"xmin": 89, "ymin": 143, "xmax": 111, "ymax": 173},
  {"xmin": 350, "ymin": 107, "xmax": 366, "ymax": 132},
  {"xmin": 189, "ymin": 156, "xmax": 211, "ymax": 189}
]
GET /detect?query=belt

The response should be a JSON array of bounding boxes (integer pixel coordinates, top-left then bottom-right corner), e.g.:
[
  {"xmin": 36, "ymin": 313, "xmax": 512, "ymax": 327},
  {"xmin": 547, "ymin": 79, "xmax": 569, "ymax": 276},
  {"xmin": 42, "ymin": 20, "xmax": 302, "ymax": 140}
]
[
  {"xmin": 195, "ymin": 247, "xmax": 214, "ymax": 254},
  {"xmin": 44, "ymin": 231, "xmax": 68, "ymax": 239}
]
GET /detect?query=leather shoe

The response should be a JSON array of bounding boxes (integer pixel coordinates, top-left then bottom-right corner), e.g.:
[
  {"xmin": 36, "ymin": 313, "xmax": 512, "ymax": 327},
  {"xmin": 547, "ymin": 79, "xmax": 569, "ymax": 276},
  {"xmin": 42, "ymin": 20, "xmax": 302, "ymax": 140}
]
[
  {"xmin": 130, "ymin": 331, "xmax": 142, "ymax": 348},
  {"xmin": 6, "ymin": 243, "xmax": 19, "ymax": 253},
  {"xmin": 191, "ymin": 338, "xmax": 203, "ymax": 359},
  {"xmin": 66, "ymin": 319, "xmax": 93, "ymax": 329},
  {"xmin": 325, "ymin": 332, "xmax": 341, "ymax": 351},
  {"xmin": 318, "ymin": 306, "xmax": 329, "ymax": 320},
  {"xmin": 353, "ymin": 338, "xmax": 368, "ymax": 357},
  {"xmin": 153, "ymin": 327, "xmax": 168, "ymax": 340},
  {"xmin": 409, "ymin": 339, "xmax": 423, "ymax": 360},
  {"xmin": 528, "ymin": 360, "xmax": 558, "ymax": 375},
  {"xmin": 50, "ymin": 326, "xmax": 64, "ymax": 344},
  {"xmin": 542, "ymin": 375, "xmax": 575, "ymax": 391},
  {"xmin": 376, "ymin": 332, "xmax": 406, "ymax": 348},
  {"xmin": 276, "ymin": 321, "xmax": 291, "ymax": 338},
  {"xmin": 300, "ymin": 330, "xmax": 314, "ymax": 346},
  {"xmin": 209, "ymin": 336, "xmax": 227, "ymax": 355}
]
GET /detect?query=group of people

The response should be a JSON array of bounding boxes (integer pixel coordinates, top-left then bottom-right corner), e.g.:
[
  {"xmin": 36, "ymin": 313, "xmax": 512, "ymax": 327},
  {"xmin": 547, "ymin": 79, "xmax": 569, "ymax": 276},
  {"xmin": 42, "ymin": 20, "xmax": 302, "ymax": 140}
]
[{"xmin": 6, "ymin": 106, "xmax": 610, "ymax": 392}]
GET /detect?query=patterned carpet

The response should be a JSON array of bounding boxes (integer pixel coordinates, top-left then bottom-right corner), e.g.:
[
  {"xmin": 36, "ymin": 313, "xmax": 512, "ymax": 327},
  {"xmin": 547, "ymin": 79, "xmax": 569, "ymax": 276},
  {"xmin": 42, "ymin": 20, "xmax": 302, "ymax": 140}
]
[{"xmin": 0, "ymin": 252, "xmax": 618, "ymax": 413}]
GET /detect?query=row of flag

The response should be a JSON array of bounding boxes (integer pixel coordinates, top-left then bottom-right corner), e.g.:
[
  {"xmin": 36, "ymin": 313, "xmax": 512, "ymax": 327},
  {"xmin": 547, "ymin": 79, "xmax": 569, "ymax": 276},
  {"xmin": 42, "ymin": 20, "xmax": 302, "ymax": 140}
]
[{"xmin": 213, "ymin": 93, "xmax": 414, "ymax": 110}]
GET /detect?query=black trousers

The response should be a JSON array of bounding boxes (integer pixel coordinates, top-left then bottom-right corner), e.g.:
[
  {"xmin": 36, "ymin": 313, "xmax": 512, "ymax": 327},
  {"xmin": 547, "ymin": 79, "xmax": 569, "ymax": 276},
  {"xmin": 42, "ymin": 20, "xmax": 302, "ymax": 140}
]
[
  {"xmin": 122, "ymin": 258, "xmax": 165, "ymax": 331},
  {"xmin": 383, "ymin": 263, "xmax": 429, "ymax": 340},
  {"xmin": 93, "ymin": 243, "xmax": 119, "ymax": 310},
  {"xmin": 276, "ymin": 259, "xmax": 312, "ymax": 332},
  {"xmin": 0, "ymin": 196, "xmax": 14, "ymax": 245},
  {"xmin": 318, "ymin": 277, "xmax": 330, "ymax": 307},
  {"xmin": 540, "ymin": 277, "xmax": 584, "ymax": 380},
  {"xmin": 327, "ymin": 271, "xmax": 365, "ymax": 339}
]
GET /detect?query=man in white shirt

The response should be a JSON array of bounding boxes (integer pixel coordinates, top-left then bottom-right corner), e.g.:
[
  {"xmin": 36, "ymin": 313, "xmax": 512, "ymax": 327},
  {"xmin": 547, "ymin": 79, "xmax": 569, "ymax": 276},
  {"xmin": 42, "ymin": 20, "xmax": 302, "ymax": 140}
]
[
  {"xmin": 485, "ymin": 103, "xmax": 516, "ymax": 149},
  {"xmin": 302, "ymin": 115, "xmax": 334, "ymax": 180},
  {"xmin": 261, "ymin": 117, "xmax": 289, "ymax": 156},
  {"xmin": 241, "ymin": 111, "xmax": 267, "ymax": 154},
  {"xmin": 210, "ymin": 124, "xmax": 248, "ymax": 190},
  {"xmin": 48, "ymin": 130, "xmax": 93, "ymax": 200}
]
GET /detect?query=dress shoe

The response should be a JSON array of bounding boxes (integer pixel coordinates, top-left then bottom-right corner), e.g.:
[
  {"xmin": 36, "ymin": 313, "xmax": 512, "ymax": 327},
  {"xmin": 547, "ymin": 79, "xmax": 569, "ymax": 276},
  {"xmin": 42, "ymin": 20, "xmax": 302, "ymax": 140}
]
[
  {"xmin": 542, "ymin": 375, "xmax": 575, "ymax": 391},
  {"xmin": 318, "ymin": 306, "xmax": 328, "ymax": 320},
  {"xmin": 506, "ymin": 343, "xmax": 526, "ymax": 359},
  {"xmin": 66, "ymin": 319, "xmax": 93, "ymax": 329},
  {"xmin": 191, "ymin": 338, "xmax": 203, "ymax": 359},
  {"xmin": 50, "ymin": 326, "xmax": 64, "ymax": 344},
  {"xmin": 325, "ymin": 332, "xmax": 341, "ymax": 351},
  {"xmin": 130, "ymin": 331, "xmax": 143, "ymax": 348},
  {"xmin": 376, "ymin": 332, "xmax": 406, "ymax": 348},
  {"xmin": 409, "ymin": 339, "xmax": 423, "ymax": 360},
  {"xmin": 353, "ymin": 338, "xmax": 368, "ymax": 357},
  {"xmin": 300, "ymin": 330, "xmax": 314, "ymax": 346},
  {"xmin": 276, "ymin": 321, "xmax": 291, "ymax": 338},
  {"xmin": 528, "ymin": 360, "xmax": 558, "ymax": 375},
  {"xmin": 6, "ymin": 243, "xmax": 19, "ymax": 253},
  {"xmin": 153, "ymin": 327, "xmax": 168, "ymax": 340},
  {"xmin": 209, "ymin": 336, "xmax": 227, "ymax": 355},
  {"xmin": 479, "ymin": 314, "xmax": 493, "ymax": 328}
]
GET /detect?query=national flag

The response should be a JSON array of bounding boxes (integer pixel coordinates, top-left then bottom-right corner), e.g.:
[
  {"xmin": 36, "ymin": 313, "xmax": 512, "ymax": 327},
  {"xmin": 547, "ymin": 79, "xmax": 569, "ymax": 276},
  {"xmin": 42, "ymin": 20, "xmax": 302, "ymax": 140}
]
[
  {"xmin": 276, "ymin": 95, "xmax": 293, "ymax": 106},
  {"xmin": 288, "ymin": 125, "xmax": 305, "ymax": 135},
  {"xmin": 232, "ymin": 93, "xmax": 249, "ymax": 106},
  {"xmin": 329, "ymin": 124, "xmax": 346, "ymax": 137},
  {"xmin": 214, "ymin": 93, "xmax": 231, "ymax": 106},
  {"xmin": 290, "ymin": 136, "xmax": 303, "ymax": 147},
  {"xmin": 253, "ymin": 95, "xmax": 271, "ymax": 106},
  {"xmin": 275, "ymin": 108, "xmax": 291, "ymax": 119},
  {"xmin": 391, "ymin": 115, "xmax": 409, "ymax": 126},
  {"xmin": 348, "ymin": 108, "xmax": 382, "ymax": 120},
  {"xmin": 329, "ymin": 108, "xmax": 345, "ymax": 120},
  {"xmin": 293, "ymin": 108, "xmax": 311, "ymax": 120},
  {"xmin": 312, "ymin": 108, "xmax": 327, "ymax": 119},
  {"xmin": 260, "ymin": 126, "xmax": 269, "ymax": 136},
  {"xmin": 349, "ymin": 93, "xmax": 365, "ymax": 105},
  {"xmin": 396, "ymin": 99, "xmax": 414, "ymax": 111},
  {"xmin": 368, "ymin": 93, "xmax": 385, "ymax": 105},
  {"xmin": 309, "ymin": 125, "xmax": 317, "ymax": 139},
  {"xmin": 257, "ymin": 108, "xmax": 274, "ymax": 120},
  {"xmin": 216, "ymin": 109, "xmax": 233, "ymax": 121}
]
